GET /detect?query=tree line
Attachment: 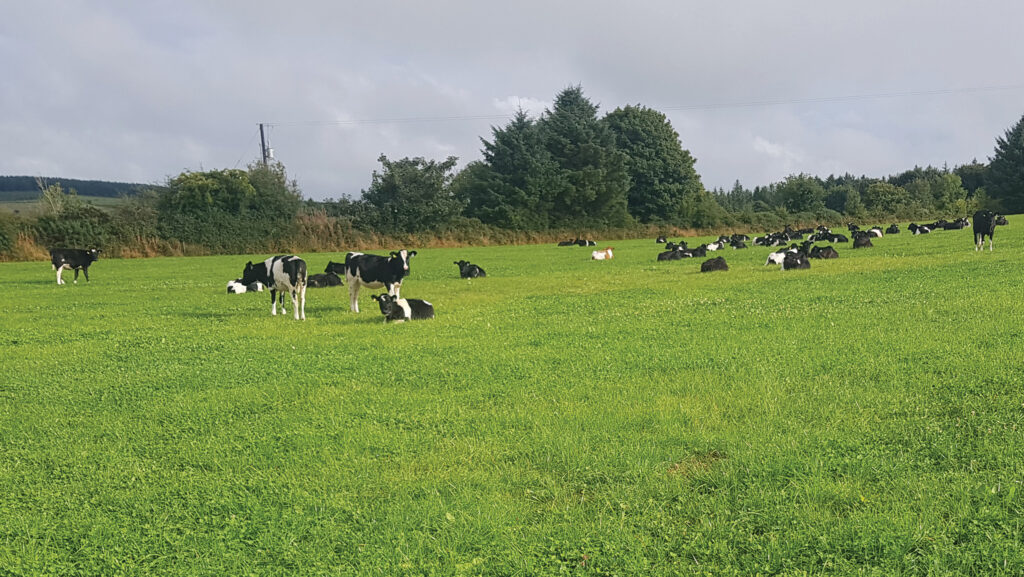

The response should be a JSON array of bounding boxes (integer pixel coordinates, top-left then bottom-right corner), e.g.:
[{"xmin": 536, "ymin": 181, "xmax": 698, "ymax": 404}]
[{"xmin": 2, "ymin": 85, "xmax": 1022, "ymax": 259}]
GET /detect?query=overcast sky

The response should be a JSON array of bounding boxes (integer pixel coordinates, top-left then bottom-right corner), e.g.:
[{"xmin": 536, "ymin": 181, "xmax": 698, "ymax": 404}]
[{"xmin": 3, "ymin": 1, "xmax": 1023, "ymax": 200}]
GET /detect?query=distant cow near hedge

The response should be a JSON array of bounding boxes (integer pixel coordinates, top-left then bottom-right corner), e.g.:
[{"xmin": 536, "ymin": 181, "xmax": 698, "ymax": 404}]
[{"xmin": 50, "ymin": 248, "xmax": 100, "ymax": 285}]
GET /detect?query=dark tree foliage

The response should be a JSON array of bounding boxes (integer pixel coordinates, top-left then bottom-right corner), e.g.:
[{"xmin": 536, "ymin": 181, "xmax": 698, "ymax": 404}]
[
  {"xmin": 539, "ymin": 86, "xmax": 632, "ymax": 228},
  {"xmin": 986, "ymin": 114, "xmax": 1024, "ymax": 213},
  {"xmin": 954, "ymin": 160, "xmax": 987, "ymax": 196},
  {"xmin": 359, "ymin": 155, "xmax": 463, "ymax": 234},
  {"xmin": 456, "ymin": 110, "xmax": 560, "ymax": 229},
  {"xmin": 604, "ymin": 105, "xmax": 703, "ymax": 224},
  {"xmin": 0, "ymin": 176, "xmax": 146, "ymax": 201}
]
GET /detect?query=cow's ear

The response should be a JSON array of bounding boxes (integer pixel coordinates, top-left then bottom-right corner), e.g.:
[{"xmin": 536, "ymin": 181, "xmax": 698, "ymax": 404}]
[
  {"xmin": 371, "ymin": 295, "xmax": 381, "ymax": 302},
  {"xmin": 408, "ymin": 251, "xmax": 417, "ymax": 258}
]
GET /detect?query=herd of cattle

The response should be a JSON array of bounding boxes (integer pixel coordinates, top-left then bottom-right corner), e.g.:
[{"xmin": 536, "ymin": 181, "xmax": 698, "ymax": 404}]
[{"xmin": 47, "ymin": 210, "xmax": 1008, "ymax": 321}]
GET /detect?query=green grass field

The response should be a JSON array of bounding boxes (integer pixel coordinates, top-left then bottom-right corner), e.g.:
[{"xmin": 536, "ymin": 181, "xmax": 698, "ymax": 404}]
[
  {"xmin": 0, "ymin": 195, "xmax": 127, "ymax": 216},
  {"xmin": 1, "ymin": 224, "xmax": 1022, "ymax": 576}
]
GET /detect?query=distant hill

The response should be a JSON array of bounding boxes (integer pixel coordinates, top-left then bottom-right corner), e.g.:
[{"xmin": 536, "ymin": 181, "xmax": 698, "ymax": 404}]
[{"xmin": 0, "ymin": 176, "xmax": 149, "ymax": 202}]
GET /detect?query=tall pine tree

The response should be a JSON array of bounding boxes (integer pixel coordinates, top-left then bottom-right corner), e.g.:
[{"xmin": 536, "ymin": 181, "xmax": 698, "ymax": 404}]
[
  {"xmin": 986, "ymin": 113, "xmax": 1024, "ymax": 214},
  {"xmin": 539, "ymin": 86, "xmax": 632, "ymax": 228}
]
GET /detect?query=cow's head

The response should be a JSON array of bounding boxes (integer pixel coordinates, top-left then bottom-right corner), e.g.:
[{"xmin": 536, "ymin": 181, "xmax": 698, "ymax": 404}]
[
  {"xmin": 89, "ymin": 248, "xmax": 101, "ymax": 261},
  {"xmin": 324, "ymin": 261, "xmax": 345, "ymax": 275},
  {"xmin": 371, "ymin": 293, "xmax": 396, "ymax": 316},
  {"xmin": 390, "ymin": 250, "xmax": 417, "ymax": 274},
  {"xmin": 240, "ymin": 261, "xmax": 259, "ymax": 285},
  {"xmin": 996, "ymin": 214, "xmax": 1008, "ymax": 226},
  {"xmin": 454, "ymin": 260, "xmax": 469, "ymax": 269}
]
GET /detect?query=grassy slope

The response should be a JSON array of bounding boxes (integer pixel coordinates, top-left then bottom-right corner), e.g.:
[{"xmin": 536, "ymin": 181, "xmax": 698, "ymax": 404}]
[
  {"xmin": 0, "ymin": 196, "xmax": 127, "ymax": 216},
  {"xmin": 1, "ymin": 225, "xmax": 1022, "ymax": 576}
]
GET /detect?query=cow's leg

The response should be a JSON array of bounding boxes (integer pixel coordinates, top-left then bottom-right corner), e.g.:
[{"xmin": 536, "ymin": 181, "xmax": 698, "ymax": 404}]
[
  {"xmin": 82, "ymin": 267, "xmax": 89, "ymax": 282},
  {"xmin": 73, "ymin": 268, "xmax": 79, "ymax": 284},
  {"xmin": 349, "ymin": 283, "xmax": 360, "ymax": 313},
  {"xmin": 989, "ymin": 236, "xmax": 994, "ymax": 251},
  {"xmin": 56, "ymin": 265, "xmax": 64, "ymax": 285},
  {"xmin": 299, "ymin": 284, "xmax": 307, "ymax": 320},
  {"xmin": 270, "ymin": 289, "xmax": 278, "ymax": 315},
  {"xmin": 976, "ymin": 234, "xmax": 982, "ymax": 251},
  {"xmin": 291, "ymin": 289, "xmax": 299, "ymax": 320}
]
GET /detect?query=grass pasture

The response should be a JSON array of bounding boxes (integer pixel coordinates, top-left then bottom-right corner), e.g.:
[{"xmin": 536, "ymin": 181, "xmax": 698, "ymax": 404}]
[{"xmin": 1, "ymin": 225, "xmax": 1023, "ymax": 575}]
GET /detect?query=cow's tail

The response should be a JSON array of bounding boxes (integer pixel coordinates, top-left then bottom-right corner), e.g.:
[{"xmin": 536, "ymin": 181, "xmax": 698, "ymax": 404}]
[{"xmin": 343, "ymin": 251, "xmax": 356, "ymax": 275}]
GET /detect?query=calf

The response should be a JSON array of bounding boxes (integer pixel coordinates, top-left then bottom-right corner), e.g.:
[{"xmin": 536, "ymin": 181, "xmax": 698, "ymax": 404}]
[
  {"xmin": 239, "ymin": 255, "xmax": 307, "ymax": 320},
  {"xmin": 227, "ymin": 279, "xmax": 264, "ymax": 293},
  {"xmin": 307, "ymin": 272, "xmax": 343, "ymax": 288},
  {"xmin": 50, "ymin": 248, "xmax": 100, "ymax": 285},
  {"xmin": 591, "ymin": 247, "xmax": 614, "ymax": 260},
  {"xmin": 973, "ymin": 210, "xmax": 997, "ymax": 251},
  {"xmin": 338, "ymin": 250, "xmax": 416, "ymax": 312},
  {"xmin": 700, "ymin": 256, "xmax": 728, "ymax": 272},
  {"xmin": 371, "ymin": 293, "xmax": 434, "ymax": 323},
  {"xmin": 454, "ymin": 260, "xmax": 486, "ymax": 278}
]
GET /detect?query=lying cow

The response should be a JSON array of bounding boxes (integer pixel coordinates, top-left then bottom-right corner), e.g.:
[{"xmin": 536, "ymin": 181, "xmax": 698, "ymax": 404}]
[
  {"xmin": 50, "ymin": 248, "xmax": 100, "ymax": 285},
  {"xmin": 371, "ymin": 293, "xmax": 434, "ymax": 323},
  {"xmin": 700, "ymin": 256, "xmax": 728, "ymax": 272},
  {"xmin": 454, "ymin": 260, "xmax": 487, "ymax": 278},
  {"xmin": 227, "ymin": 279, "xmax": 264, "ymax": 293},
  {"xmin": 307, "ymin": 272, "xmax": 343, "ymax": 287},
  {"xmin": 239, "ymin": 255, "xmax": 307, "ymax": 320},
  {"xmin": 591, "ymin": 247, "xmax": 614, "ymax": 260}
]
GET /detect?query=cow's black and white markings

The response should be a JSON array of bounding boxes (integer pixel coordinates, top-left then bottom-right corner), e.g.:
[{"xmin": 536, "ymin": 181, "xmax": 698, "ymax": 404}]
[
  {"xmin": 50, "ymin": 248, "xmax": 100, "ymax": 285},
  {"xmin": 339, "ymin": 250, "xmax": 416, "ymax": 312},
  {"xmin": 782, "ymin": 252, "xmax": 811, "ymax": 270},
  {"xmin": 227, "ymin": 279, "xmax": 264, "ymax": 293},
  {"xmin": 307, "ymin": 272, "xmax": 343, "ymax": 288},
  {"xmin": 454, "ymin": 260, "xmax": 486, "ymax": 278},
  {"xmin": 240, "ymin": 255, "xmax": 307, "ymax": 320},
  {"xmin": 371, "ymin": 293, "xmax": 434, "ymax": 323},
  {"xmin": 973, "ymin": 210, "xmax": 998, "ymax": 251}
]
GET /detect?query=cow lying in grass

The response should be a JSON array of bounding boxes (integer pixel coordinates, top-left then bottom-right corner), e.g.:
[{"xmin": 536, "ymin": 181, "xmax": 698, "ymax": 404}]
[{"xmin": 371, "ymin": 293, "xmax": 434, "ymax": 323}]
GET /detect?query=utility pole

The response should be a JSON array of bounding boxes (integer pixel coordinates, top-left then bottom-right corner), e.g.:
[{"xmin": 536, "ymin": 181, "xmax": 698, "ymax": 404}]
[{"xmin": 259, "ymin": 123, "xmax": 269, "ymax": 166}]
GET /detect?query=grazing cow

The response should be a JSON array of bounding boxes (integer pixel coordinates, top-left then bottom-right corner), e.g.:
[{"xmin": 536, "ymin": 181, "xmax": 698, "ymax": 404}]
[
  {"xmin": 307, "ymin": 272, "xmax": 343, "ymax": 288},
  {"xmin": 886, "ymin": 224, "xmax": 900, "ymax": 235},
  {"xmin": 973, "ymin": 210, "xmax": 998, "ymax": 251},
  {"xmin": 591, "ymin": 247, "xmax": 614, "ymax": 260},
  {"xmin": 371, "ymin": 293, "xmax": 434, "ymax": 323},
  {"xmin": 227, "ymin": 279, "xmax": 264, "ymax": 293},
  {"xmin": 239, "ymin": 255, "xmax": 307, "ymax": 320},
  {"xmin": 50, "ymin": 248, "xmax": 100, "ymax": 285},
  {"xmin": 338, "ymin": 250, "xmax": 416, "ymax": 312},
  {"xmin": 852, "ymin": 233, "xmax": 873, "ymax": 248},
  {"xmin": 700, "ymin": 256, "xmax": 728, "ymax": 272},
  {"xmin": 656, "ymin": 236, "xmax": 667, "ymax": 243},
  {"xmin": 454, "ymin": 260, "xmax": 487, "ymax": 278},
  {"xmin": 782, "ymin": 252, "xmax": 811, "ymax": 270},
  {"xmin": 808, "ymin": 245, "xmax": 839, "ymax": 259}
]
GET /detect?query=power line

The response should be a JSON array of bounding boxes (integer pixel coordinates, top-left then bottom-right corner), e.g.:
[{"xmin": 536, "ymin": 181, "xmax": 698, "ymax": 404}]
[{"xmin": 260, "ymin": 83, "xmax": 1024, "ymax": 128}]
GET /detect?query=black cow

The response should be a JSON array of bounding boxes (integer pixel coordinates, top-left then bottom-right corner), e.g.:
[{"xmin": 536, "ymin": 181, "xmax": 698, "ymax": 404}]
[
  {"xmin": 809, "ymin": 245, "xmax": 839, "ymax": 259},
  {"xmin": 852, "ymin": 233, "xmax": 873, "ymax": 248},
  {"xmin": 700, "ymin": 256, "xmax": 728, "ymax": 272},
  {"xmin": 656, "ymin": 236, "xmax": 667, "ymax": 243},
  {"xmin": 337, "ymin": 250, "xmax": 416, "ymax": 312},
  {"xmin": 973, "ymin": 210, "xmax": 998, "ymax": 251},
  {"xmin": 657, "ymin": 248, "xmax": 684, "ymax": 261},
  {"xmin": 371, "ymin": 293, "xmax": 434, "ymax": 323},
  {"xmin": 240, "ymin": 255, "xmax": 307, "ymax": 320},
  {"xmin": 782, "ymin": 252, "xmax": 811, "ymax": 270},
  {"xmin": 454, "ymin": 260, "xmax": 486, "ymax": 279},
  {"xmin": 886, "ymin": 224, "xmax": 900, "ymax": 235},
  {"xmin": 557, "ymin": 238, "xmax": 578, "ymax": 247},
  {"xmin": 995, "ymin": 214, "xmax": 1009, "ymax": 226},
  {"xmin": 307, "ymin": 272, "xmax": 343, "ymax": 288},
  {"xmin": 50, "ymin": 248, "xmax": 100, "ymax": 285}
]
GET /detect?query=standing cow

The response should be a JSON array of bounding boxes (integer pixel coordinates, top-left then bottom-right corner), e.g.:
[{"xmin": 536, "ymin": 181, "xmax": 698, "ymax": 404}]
[
  {"xmin": 50, "ymin": 248, "xmax": 100, "ymax": 285},
  {"xmin": 239, "ymin": 255, "xmax": 308, "ymax": 320},
  {"xmin": 973, "ymin": 210, "xmax": 999, "ymax": 251},
  {"xmin": 333, "ymin": 250, "xmax": 416, "ymax": 313}
]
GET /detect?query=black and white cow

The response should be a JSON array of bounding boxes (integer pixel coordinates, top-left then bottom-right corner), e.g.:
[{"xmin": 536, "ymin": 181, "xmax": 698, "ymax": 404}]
[
  {"xmin": 338, "ymin": 250, "xmax": 416, "ymax": 312},
  {"xmin": 852, "ymin": 233, "xmax": 873, "ymax": 248},
  {"xmin": 886, "ymin": 223, "xmax": 900, "ymax": 235},
  {"xmin": 782, "ymin": 252, "xmax": 811, "ymax": 270},
  {"xmin": 307, "ymin": 272, "xmax": 343, "ymax": 288},
  {"xmin": 973, "ymin": 210, "xmax": 998, "ymax": 251},
  {"xmin": 227, "ymin": 279, "xmax": 264, "ymax": 293},
  {"xmin": 371, "ymin": 293, "xmax": 434, "ymax": 323},
  {"xmin": 240, "ymin": 255, "xmax": 307, "ymax": 320},
  {"xmin": 808, "ymin": 245, "xmax": 839, "ymax": 259},
  {"xmin": 50, "ymin": 248, "xmax": 100, "ymax": 285},
  {"xmin": 656, "ymin": 236, "xmax": 668, "ymax": 243},
  {"xmin": 454, "ymin": 260, "xmax": 487, "ymax": 278}
]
